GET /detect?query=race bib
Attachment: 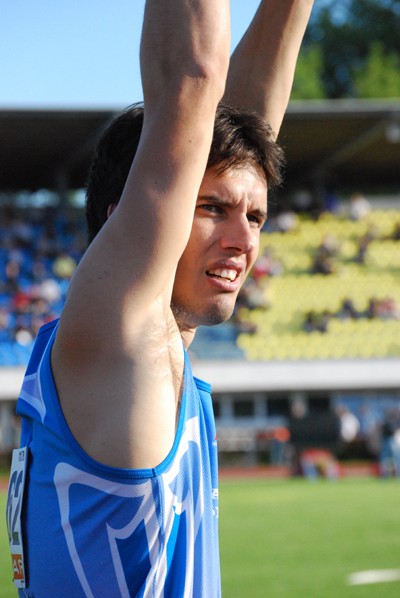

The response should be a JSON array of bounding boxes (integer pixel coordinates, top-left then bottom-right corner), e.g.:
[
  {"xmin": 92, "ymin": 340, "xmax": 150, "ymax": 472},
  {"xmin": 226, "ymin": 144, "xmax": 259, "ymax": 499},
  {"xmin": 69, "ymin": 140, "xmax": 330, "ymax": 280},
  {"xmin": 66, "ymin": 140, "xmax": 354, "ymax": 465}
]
[{"xmin": 6, "ymin": 447, "xmax": 29, "ymax": 588}]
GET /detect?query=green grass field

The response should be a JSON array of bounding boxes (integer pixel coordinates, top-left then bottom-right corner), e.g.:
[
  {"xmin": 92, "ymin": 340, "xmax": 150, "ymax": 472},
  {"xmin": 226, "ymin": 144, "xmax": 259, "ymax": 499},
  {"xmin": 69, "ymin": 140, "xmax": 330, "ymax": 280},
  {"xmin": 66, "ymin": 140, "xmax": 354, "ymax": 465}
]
[
  {"xmin": 219, "ymin": 478, "xmax": 400, "ymax": 597},
  {"xmin": 1, "ymin": 477, "xmax": 399, "ymax": 597}
]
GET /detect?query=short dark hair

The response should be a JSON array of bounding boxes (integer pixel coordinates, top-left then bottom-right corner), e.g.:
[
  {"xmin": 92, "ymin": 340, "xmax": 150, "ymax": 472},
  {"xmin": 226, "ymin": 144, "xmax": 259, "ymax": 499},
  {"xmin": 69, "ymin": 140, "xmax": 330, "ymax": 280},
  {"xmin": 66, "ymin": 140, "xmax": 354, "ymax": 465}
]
[{"xmin": 85, "ymin": 101, "xmax": 284, "ymax": 244}]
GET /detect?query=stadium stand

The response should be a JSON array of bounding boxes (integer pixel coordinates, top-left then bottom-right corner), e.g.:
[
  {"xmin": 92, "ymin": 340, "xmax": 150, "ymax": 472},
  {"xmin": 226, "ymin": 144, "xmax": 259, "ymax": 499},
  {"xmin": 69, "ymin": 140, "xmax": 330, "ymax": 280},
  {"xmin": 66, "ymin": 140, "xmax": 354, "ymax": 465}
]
[
  {"xmin": 1, "ymin": 202, "xmax": 398, "ymax": 367},
  {"xmin": 234, "ymin": 209, "xmax": 400, "ymax": 362},
  {"xmin": 0, "ymin": 205, "xmax": 86, "ymax": 366}
]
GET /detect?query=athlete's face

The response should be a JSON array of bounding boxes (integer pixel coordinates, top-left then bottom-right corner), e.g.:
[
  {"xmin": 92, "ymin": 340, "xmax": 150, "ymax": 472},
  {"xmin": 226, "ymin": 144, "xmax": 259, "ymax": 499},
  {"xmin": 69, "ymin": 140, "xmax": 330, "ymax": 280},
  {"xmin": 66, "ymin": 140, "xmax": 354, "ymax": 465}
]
[{"xmin": 172, "ymin": 164, "xmax": 267, "ymax": 331}]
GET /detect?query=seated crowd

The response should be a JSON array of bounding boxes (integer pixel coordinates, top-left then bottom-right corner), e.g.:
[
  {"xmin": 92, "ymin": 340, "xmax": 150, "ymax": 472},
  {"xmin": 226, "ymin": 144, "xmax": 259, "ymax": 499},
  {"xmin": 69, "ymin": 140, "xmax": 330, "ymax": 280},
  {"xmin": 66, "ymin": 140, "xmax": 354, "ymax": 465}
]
[
  {"xmin": 1, "ymin": 197, "xmax": 399, "ymax": 363},
  {"xmin": 303, "ymin": 296, "xmax": 400, "ymax": 334},
  {"xmin": 0, "ymin": 205, "xmax": 85, "ymax": 363}
]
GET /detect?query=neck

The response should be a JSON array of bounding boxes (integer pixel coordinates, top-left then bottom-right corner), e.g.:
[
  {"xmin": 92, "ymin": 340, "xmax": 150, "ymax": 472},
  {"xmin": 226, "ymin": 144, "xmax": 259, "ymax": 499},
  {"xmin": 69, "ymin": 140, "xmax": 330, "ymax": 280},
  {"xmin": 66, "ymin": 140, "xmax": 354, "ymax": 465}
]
[
  {"xmin": 180, "ymin": 326, "xmax": 197, "ymax": 349},
  {"xmin": 171, "ymin": 301, "xmax": 197, "ymax": 348}
]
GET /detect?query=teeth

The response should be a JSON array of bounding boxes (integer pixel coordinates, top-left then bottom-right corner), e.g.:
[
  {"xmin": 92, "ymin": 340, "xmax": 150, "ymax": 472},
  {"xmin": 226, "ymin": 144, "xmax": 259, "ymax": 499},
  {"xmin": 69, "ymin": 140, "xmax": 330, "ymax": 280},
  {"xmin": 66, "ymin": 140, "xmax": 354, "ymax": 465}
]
[{"xmin": 208, "ymin": 268, "xmax": 237, "ymax": 281}]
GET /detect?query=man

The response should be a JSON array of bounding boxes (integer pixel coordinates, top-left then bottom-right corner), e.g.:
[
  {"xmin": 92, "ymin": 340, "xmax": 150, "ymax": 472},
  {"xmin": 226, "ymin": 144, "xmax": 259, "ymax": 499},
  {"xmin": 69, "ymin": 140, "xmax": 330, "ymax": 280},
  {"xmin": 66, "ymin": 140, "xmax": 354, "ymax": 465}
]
[{"xmin": 7, "ymin": 1, "xmax": 313, "ymax": 596}]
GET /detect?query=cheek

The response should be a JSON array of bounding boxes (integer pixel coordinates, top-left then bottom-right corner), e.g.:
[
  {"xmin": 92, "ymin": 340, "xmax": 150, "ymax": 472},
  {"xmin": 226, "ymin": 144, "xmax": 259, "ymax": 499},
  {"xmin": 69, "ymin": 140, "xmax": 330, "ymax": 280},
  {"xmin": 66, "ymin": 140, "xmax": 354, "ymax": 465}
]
[
  {"xmin": 185, "ymin": 222, "xmax": 215, "ymax": 258},
  {"xmin": 248, "ymin": 239, "xmax": 261, "ymax": 269}
]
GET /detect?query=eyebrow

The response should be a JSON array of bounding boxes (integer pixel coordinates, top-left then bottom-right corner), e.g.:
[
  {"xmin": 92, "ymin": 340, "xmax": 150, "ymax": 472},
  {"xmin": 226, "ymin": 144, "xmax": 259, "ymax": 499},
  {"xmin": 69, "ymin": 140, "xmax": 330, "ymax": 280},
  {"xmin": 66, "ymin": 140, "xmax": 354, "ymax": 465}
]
[{"xmin": 197, "ymin": 194, "xmax": 268, "ymax": 222}]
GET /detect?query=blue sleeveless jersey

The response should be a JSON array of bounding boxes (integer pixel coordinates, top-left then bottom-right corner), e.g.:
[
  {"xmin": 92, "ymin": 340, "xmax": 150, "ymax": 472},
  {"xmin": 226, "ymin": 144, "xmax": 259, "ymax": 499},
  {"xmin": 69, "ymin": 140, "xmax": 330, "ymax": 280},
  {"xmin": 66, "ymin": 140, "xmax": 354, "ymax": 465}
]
[{"xmin": 14, "ymin": 319, "xmax": 220, "ymax": 597}]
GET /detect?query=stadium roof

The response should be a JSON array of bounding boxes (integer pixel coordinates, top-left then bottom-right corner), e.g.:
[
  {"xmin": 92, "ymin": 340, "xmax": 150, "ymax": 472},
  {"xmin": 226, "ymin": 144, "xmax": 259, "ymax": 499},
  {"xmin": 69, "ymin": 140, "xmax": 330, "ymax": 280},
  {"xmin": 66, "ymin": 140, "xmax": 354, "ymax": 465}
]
[{"xmin": 1, "ymin": 99, "xmax": 400, "ymax": 195}]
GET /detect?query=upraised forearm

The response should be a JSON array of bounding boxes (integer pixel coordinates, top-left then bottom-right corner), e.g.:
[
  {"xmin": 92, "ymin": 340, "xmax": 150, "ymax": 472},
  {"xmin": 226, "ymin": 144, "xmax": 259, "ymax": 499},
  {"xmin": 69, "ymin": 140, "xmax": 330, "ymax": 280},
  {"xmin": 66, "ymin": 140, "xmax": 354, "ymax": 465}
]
[
  {"xmin": 224, "ymin": 0, "xmax": 314, "ymax": 138},
  {"xmin": 111, "ymin": 0, "xmax": 232, "ymax": 305},
  {"xmin": 140, "ymin": 0, "xmax": 231, "ymax": 109}
]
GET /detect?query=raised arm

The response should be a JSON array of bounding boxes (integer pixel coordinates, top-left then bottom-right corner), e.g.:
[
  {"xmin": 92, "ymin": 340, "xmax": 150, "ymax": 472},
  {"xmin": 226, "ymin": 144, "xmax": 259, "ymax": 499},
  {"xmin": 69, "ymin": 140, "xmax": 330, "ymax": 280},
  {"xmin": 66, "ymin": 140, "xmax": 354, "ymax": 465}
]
[
  {"xmin": 58, "ymin": 0, "xmax": 230, "ymax": 342},
  {"xmin": 113, "ymin": 0, "xmax": 231, "ymax": 304},
  {"xmin": 224, "ymin": 0, "xmax": 314, "ymax": 138},
  {"xmin": 96, "ymin": 1, "xmax": 227, "ymax": 301},
  {"xmin": 52, "ymin": 0, "xmax": 231, "ymax": 469}
]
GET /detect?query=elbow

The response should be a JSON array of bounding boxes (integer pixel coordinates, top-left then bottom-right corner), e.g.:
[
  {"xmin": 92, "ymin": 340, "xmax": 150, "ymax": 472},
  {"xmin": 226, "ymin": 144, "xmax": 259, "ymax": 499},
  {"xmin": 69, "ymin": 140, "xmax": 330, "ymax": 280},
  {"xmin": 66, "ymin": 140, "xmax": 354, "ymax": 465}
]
[
  {"xmin": 183, "ymin": 44, "xmax": 231, "ymax": 102},
  {"xmin": 187, "ymin": 56, "xmax": 229, "ymax": 101},
  {"xmin": 145, "ymin": 58, "xmax": 228, "ymax": 109},
  {"xmin": 142, "ymin": 32, "xmax": 230, "ymax": 108}
]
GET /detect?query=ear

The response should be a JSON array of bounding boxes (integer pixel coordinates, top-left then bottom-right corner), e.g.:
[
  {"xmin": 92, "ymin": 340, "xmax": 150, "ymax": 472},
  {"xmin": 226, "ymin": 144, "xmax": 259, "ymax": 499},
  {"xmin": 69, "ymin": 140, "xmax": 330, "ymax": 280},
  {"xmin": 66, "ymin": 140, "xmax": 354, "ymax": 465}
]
[{"xmin": 107, "ymin": 203, "xmax": 117, "ymax": 219}]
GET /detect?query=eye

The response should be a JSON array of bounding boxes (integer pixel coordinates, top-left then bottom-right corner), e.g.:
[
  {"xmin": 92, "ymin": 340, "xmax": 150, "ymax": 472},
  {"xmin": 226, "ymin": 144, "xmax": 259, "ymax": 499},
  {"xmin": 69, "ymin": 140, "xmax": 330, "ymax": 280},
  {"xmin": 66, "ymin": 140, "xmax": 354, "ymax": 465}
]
[
  {"xmin": 247, "ymin": 213, "xmax": 265, "ymax": 227},
  {"xmin": 198, "ymin": 204, "xmax": 223, "ymax": 214}
]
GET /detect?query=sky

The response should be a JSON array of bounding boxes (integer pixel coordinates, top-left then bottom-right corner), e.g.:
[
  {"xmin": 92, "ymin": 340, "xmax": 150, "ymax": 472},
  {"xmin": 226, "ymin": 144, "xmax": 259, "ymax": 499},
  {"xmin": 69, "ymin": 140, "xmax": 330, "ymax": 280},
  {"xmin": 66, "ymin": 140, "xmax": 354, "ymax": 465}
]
[{"xmin": 1, "ymin": 0, "xmax": 266, "ymax": 109}]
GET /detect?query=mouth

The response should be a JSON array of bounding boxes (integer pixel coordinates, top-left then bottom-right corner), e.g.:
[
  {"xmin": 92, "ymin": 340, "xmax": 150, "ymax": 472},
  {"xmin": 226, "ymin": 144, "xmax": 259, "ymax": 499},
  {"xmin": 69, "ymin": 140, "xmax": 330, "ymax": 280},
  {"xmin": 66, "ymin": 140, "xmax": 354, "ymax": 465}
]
[{"xmin": 206, "ymin": 268, "xmax": 239, "ymax": 283}]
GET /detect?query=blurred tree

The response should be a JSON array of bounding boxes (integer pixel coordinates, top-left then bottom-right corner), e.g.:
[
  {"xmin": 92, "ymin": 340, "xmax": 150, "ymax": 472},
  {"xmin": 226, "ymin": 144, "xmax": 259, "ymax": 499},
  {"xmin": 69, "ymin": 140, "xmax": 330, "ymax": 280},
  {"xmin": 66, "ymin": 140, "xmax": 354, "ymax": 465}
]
[
  {"xmin": 291, "ymin": 46, "xmax": 326, "ymax": 99},
  {"xmin": 354, "ymin": 42, "xmax": 400, "ymax": 98},
  {"xmin": 304, "ymin": 0, "xmax": 400, "ymax": 98}
]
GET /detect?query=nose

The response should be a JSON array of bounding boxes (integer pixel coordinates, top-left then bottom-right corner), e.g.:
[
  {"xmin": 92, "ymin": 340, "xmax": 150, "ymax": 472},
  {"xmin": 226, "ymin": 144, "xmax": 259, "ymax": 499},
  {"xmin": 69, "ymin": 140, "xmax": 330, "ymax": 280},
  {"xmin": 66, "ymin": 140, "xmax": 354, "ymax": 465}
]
[{"xmin": 219, "ymin": 216, "xmax": 256, "ymax": 255}]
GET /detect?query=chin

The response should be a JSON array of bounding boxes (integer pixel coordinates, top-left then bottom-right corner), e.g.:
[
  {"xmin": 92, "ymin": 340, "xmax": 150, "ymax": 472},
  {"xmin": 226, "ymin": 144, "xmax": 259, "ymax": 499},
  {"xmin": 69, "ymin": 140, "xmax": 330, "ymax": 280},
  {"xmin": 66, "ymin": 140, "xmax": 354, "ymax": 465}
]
[
  {"xmin": 172, "ymin": 298, "xmax": 235, "ymax": 329},
  {"xmin": 198, "ymin": 311, "xmax": 230, "ymax": 327},
  {"xmin": 204, "ymin": 295, "xmax": 237, "ymax": 325}
]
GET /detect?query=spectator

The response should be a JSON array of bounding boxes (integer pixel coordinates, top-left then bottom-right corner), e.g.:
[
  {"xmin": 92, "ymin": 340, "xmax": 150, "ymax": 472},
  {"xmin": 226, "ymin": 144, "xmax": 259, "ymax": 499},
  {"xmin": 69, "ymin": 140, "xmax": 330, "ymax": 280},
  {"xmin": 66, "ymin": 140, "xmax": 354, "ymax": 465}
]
[
  {"xmin": 323, "ymin": 187, "xmax": 340, "ymax": 214},
  {"xmin": 379, "ymin": 408, "xmax": 400, "ymax": 478},
  {"xmin": 232, "ymin": 308, "xmax": 258, "ymax": 335},
  {"xmin": 52, "ymin": 252, "xmax": 77, "ymax": 280},
  {"xmin": 310, "ymin": 252, "xmax": 336, "ymax": 275},
  {"xmin": 365, "ymin": 297, "xmax": 380, "ymax": 319},
  {"xmin": 252, "ymin": 246, "xmax": 283, "ymax": 280},
  {"xmin": 376, "ymin": 297, "xmax": 400, "ymax": 320},
  {"xmin": 389, "ymin": 221, "xmax": 400, "ymax": 240},
  {"xmin": 0, "ymin": 308, "xmax": 12, "ymax": 342},
  {"xmin": 303, "ymin": 310, "xmax": 330, "ymax": 333},
  {"xmin": 365, "ymin": 296, "xmax": 400, "ymax": 320},
  {"xmin": 275, "ymin": 208, "xmax": 298, "ymax": 233},
  {"xmin": 336, "ymin": 404, "xmax": 360, "ymax": 446},
  {"xmin": 292, "ymin": 188, "xmax": 313, "ymax": 213},
  {"xmin": 353, "ymin": 227, "xmax": 378, "ymax": 264},
  {"xmin": 348, "ymin": 191, "xmax": 371, "ymax": 221},
  {"xmin": 310, "ymin": 235, "xmax": 339, "ymax": 275},
  {"xmin": 336, "ymin": 298, "xmax": 360, "ymax": 320},
  {"xmin": 236, "ymin": 277, "xmax": 271, "ymax": 311}
]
